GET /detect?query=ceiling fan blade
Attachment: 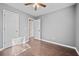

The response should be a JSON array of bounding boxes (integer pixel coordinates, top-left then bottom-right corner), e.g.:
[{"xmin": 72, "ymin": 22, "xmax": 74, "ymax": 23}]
[
  {"xmin": 24, "ymin": 3, "xmax": 33, "ymax": 6},
  {"xmin": 38, "ymin": 3, "xmax": 46, "ymax": 7}
]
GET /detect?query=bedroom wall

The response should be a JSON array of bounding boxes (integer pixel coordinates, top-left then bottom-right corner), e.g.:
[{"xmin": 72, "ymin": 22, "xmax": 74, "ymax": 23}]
[
  {"xmin": 76, "ymin": 4, "xmax": 79, "ymax": 51},
  {"xmin": 0, "ymin": 3, "xmax": 77, "ymax": 48},
  {"xmin": 0, "ymin": 3, "xmax": 33, "ymax": 48},
  {"xmin": 39, "ymin": 5, "xmax": 76, "ymax": 47},
  {"xmin": 0, "ymin": 9, "xmax": 3, "ymax": 48}
]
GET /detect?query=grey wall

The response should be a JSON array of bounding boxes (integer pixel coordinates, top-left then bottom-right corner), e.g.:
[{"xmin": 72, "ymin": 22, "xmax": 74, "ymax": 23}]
[
  {"xmin": 40, "ymin": 5, "xmax": 76, "ymax": 47},
  {"xmin": 0, "ymin": 3, "xmax": 32, "ymax": 48},
  {"xmin": 76, "ymin": 4, "xmax": 79, "ymax": 51},
  {"xmin": 0, "ymin": 3, "xmax": 77, "ymax": 49},
  {"xmin": 0, "ymin": 9, "xmax": 3, "ymax": 48}
]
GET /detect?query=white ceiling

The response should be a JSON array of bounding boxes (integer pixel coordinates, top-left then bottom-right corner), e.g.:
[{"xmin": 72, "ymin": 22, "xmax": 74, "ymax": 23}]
[{"xmin": 7, "ymin": 3, "xmax": 75, "ymax": 17}]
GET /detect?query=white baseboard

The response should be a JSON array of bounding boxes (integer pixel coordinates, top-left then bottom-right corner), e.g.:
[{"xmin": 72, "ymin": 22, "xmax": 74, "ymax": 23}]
[
  {"xmin": 0, "ymin": 39, "xmax": 30, "ymax": 51},
  {"xmin": 15, "ymin": 44, "xmax": 31, "ymax": 56},
  {"xmin": 74, "ymin": 48, "xmax": 79, "ymax": 55},
  {"xmin": 36, "ymin": 39, "xmax": 79, "ymax": 55},
  {"xmin": 40, "ymin": 39, "xmax": 75, "ymax": 49},
  {"xmin": 0, "ymin": 48, "xmax": 5, "ymax": 51},
  {"xmin": 22, "ymin": 39, "xmax": 29, "ymax": 44}
]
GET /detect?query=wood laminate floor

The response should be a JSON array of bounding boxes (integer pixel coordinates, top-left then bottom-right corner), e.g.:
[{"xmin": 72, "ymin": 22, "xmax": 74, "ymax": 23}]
[{"xmin": 0, "ymin": 38, "xmax": 78, "ymax": 56}]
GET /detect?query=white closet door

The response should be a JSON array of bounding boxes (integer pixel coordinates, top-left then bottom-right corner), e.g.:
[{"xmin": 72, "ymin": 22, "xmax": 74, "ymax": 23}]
[
  {"xmin": 33, "ymin": 19, "xmax": 40, "ymax": 39},
  {"xmin": 3, "ymin": 10, "xmax": 19, "ymax": 48}
]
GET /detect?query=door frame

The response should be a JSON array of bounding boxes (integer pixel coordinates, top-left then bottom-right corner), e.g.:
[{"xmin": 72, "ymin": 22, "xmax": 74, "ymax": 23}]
[{"xmin": 28, "ymin": 18, "xmax": 41, "ymax": 40}]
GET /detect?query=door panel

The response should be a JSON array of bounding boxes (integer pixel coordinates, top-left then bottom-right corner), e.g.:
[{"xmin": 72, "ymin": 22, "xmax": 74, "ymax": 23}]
[{"xmin": 3, "ymin": 10, "xmax": 19, "ymax": 48}]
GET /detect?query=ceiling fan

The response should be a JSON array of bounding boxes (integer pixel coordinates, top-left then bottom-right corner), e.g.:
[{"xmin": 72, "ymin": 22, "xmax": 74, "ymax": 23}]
[{"xmin": 24, "ymin": 3, "xmax": 46, "ymax": 11}]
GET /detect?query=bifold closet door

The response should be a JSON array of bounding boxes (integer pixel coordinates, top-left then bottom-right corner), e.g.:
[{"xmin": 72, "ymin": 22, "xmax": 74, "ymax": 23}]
[{"xmin": 3, "ymin": 10, "xmax": 19, "ymax": 48}]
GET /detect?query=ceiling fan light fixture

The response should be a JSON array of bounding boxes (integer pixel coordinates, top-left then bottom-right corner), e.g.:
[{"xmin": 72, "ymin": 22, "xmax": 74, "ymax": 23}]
[
  {"xmin": 24, "ymin": 3, "xmax": 46, "ymax": 11},
  {"xmin": 33, "ymin": 3, "xmax": 40, "ymax": 8}
]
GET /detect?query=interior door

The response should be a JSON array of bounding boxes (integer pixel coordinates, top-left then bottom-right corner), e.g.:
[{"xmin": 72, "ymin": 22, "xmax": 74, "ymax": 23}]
[
  {"xmin": 3, "ymin": 10, "xmax": 19, "ymax": 48},
  {"xmin": 33, "ymin": 19, "xmax": 40, "ymax": 39},
  {"xmin": 29, "ymin": 18, "xmax": 34, "ymax": 38}
]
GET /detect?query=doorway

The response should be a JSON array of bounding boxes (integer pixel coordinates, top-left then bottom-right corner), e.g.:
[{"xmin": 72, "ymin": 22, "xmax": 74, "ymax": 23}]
[{"xmin": 28, "ymin": 18, "xmax": 40, "ymax": 39}]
